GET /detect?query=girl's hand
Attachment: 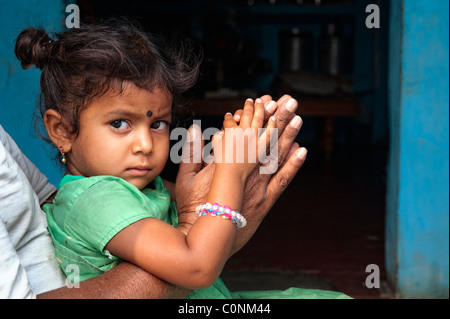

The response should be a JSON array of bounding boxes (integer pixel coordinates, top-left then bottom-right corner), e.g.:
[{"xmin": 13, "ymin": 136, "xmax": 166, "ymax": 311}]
[{"xmin": 212, "ymin": 98, "xmax": 277, "ymax": 179}]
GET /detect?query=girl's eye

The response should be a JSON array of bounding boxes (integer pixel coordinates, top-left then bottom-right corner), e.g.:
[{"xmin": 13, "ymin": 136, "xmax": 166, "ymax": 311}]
[
  {"xmin": 151, "ymin": 121, "xmax": 168, "ymax": 130},
  {"xmin": 110, "ymin": 120, "xmax": 130, "ymax": 130}
]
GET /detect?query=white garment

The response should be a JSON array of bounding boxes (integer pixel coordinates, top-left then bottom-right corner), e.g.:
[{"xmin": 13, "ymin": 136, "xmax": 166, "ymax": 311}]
[{"xmin": 0, "ymin": 125, "xmax": 65, "ymax": 298}]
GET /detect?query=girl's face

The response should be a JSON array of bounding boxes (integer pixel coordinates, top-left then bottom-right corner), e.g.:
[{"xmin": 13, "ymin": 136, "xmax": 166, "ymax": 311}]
[{"xmin": 66, "ymin": 84, "xmax": 172, "ymax": 190}]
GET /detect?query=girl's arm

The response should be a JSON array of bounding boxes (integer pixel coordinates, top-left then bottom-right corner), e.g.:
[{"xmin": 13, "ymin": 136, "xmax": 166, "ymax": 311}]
[
  {"xmin": 105, "ymin": 99, "xmax": 276, "ymax": 289},
  {"xmin": 105, "ymin": 205, "xmax": 234, "ymax": 289}
]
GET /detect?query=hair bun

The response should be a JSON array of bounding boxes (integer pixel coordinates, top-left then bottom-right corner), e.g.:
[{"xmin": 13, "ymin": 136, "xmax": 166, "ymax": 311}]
[{"xmin": 15, "ymin": 28, "xmax": 53, "ymax": 70}]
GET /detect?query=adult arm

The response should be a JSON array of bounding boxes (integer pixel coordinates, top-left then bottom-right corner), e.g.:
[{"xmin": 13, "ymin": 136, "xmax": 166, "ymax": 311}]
[
  {"xmin": 0, "ymin": 126, "xmax": 65, "ymax": 298},
  {"xmin": 37, "ymin": 262, "xmax": 191, "ymax": 299},
  {"xmin": 0, "ymin": 220, "xmax": 35, "ymax": 298},
  {"xmin": 0, "ymin": 125, "xmax": 56, "ymax": 205}
]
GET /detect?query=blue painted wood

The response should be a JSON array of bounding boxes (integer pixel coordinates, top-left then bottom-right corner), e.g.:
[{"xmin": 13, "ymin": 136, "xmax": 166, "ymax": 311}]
[
  {"xmin": 387, "ymin": 0, "xmax": 449, "ymax": 298},
  {"xmin": 0, "ymin": 0, "xmax": 66, "ymax": 186}
]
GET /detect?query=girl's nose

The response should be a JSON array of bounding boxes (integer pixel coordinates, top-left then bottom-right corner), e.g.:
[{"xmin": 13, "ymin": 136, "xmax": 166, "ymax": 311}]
[{"xmin": 131, "ymin": 130, "xmax": 153, "ymax": 154}]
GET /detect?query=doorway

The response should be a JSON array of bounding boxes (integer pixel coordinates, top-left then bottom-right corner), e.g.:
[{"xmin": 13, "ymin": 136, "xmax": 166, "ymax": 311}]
[{"xmin": 78, "ymin": 0, "xmax": 391, "ymax": 298}]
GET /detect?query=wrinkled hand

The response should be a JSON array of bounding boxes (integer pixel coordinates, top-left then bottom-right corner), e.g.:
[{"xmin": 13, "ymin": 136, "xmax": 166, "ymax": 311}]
[{"xmin": 175, "ymin": 95, "xmax": 307, "ymax": 255}]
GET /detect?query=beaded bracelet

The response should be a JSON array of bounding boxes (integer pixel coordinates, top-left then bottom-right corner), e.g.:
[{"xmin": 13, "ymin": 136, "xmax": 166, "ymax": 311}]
[{"xmin": 196, "ymin": 202, "xmax": 247, "ymax": 229}]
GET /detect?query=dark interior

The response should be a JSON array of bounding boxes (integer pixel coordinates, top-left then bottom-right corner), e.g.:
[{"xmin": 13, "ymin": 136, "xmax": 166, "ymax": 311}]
[{"xmin": 77, "ymin": 0, "xmax": 390, "ymax": 298}]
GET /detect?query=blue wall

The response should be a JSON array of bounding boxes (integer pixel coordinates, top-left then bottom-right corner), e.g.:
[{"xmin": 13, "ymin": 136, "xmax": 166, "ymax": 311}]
[
  {"xmin": 387, "ymin": 0, "xmax": 449, "ymax": 298},
  {"xmin": 0, "ymin": 0, "xmax": 66, "ymax": 186}
]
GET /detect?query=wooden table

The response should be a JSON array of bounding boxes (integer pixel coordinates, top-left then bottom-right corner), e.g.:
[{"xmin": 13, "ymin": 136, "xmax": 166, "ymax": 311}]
[{"xmin": 189, "ymin": 96, "xmax": 360, "ymax": 158}]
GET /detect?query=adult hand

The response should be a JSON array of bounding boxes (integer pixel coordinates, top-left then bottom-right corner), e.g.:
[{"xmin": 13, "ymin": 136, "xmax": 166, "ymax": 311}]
[
  {"xmin": 175, "ymin": 95, "xmax": 307, "ymax": 255},
  {"xmin": 229, "ymin": 95, "xmax": 307, "ymax": 254}
]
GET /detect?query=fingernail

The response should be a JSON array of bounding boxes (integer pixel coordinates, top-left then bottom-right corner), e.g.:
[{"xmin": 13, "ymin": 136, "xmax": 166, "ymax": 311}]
[
  {"xmin": 255, "ymin": 98, "xmax": 262, "ymax": 104},
  {"xmin": 285, "ymin": 98, "xmax": 298, "ymax": 113},
  {"xmin": 265, "ymin": 101, "xmax": 277, "ymax": 113},
  {"xmin": 234, "ymin": 114, "xmax": 240, "ymax": 121},
  {"xmin": 290, "ymin": 115, "xmax": 302, "ymax": 129},
  {"xmin": 246, "ymin": 98, "xmax": 254, "ymax": 103},
  {"xmin": 296, "ymin": 147, "xmax": 307, "ymax": 160}
]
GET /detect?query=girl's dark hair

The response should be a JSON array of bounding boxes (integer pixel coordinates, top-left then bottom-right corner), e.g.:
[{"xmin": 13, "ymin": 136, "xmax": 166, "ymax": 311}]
[{"xmin": 15, "ymin": 19, "xmax": 201, "ymax": 141}]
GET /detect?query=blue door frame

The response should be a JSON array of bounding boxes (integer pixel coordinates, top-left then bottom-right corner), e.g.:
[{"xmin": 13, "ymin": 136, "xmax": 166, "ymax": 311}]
[{"xmin": 386, "ymin": 0, "xmax": 449, "ymax": 298}]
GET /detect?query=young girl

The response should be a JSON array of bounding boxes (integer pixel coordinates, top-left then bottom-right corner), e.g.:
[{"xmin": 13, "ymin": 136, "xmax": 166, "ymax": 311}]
[
  {"xmin": 15, "ymin": 20, "xmax": 271, "ymax": 290},
  {"xmin": 16, "ymin": 22, "xmax": 350, "ymax": 299}
]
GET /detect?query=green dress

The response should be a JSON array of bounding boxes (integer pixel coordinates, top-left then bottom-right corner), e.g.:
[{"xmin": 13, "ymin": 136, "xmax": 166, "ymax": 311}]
[{"xmin": 44, "ymin": 175, "xmax": 350, "ymax": 299}]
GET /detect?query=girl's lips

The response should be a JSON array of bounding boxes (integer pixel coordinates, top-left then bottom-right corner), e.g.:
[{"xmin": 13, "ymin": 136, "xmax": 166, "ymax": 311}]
[{"xmin": 127, "ymin": 167, "xmax": 151, "ymax": 176}]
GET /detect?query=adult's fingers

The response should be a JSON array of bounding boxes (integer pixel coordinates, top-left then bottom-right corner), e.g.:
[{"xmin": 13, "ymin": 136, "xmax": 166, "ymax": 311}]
[
  {"xmin": 277, "ymin": 94, "xmax": 293, "ymax": 107},
  {"xmin": 260, "ymin": 95, "xmax": 272, "ymax": 105},
  {"xmin": 276, "ymin": 115, "xmax": 303, "ymax": 167},
  {"xmin": 260, "ymin": 95, "xmax": 277, "ymax": 122},
  {"xmin": 266, "ymin": 147, "xmax": 307, "ymax": 203},
  {"xmin": 283, "ymin": 142, "xmax": 300, "ymax": 165},
  {"xmin": 272, "ymin": 97, "xmax": 298, "ymax": 138},
  {"xmin": 258, "ymin": 116, "xmax": 277, "ymax": 161}
]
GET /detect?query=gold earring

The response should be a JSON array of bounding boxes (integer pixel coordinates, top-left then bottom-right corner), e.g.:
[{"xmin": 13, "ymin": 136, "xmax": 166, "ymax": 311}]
[{"xmin": 59, "ymin": 146, "xmax": 66, "ymax": 164}]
